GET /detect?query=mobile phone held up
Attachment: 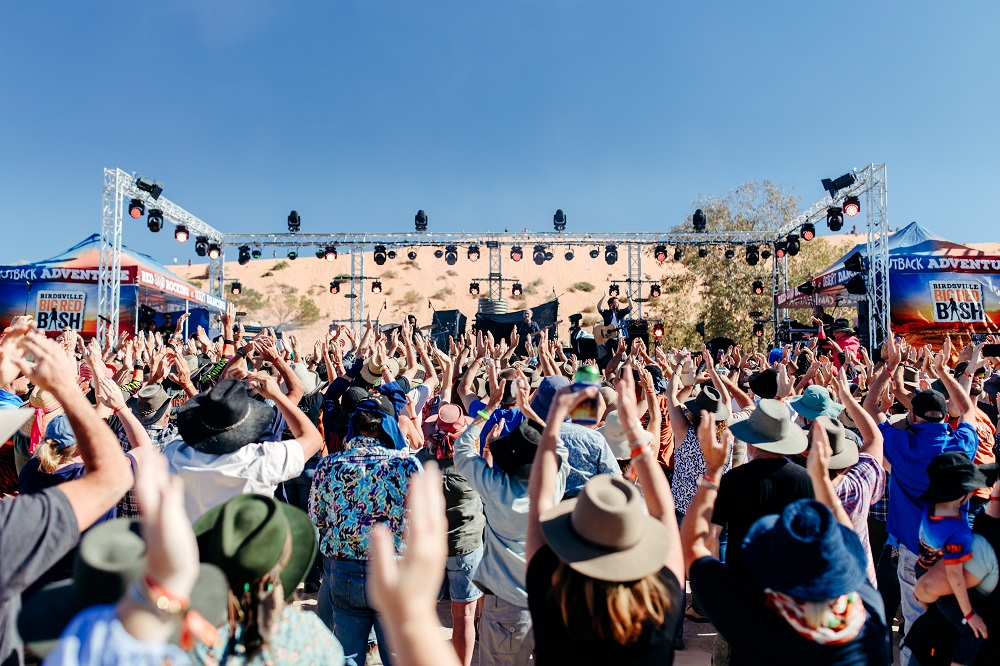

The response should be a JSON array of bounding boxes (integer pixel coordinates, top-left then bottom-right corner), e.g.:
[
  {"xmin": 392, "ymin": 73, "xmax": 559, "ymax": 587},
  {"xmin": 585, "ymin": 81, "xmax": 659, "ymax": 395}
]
[{"xmin": 982, "ymin": 344, "xmax": 1000, "ymax": 358}]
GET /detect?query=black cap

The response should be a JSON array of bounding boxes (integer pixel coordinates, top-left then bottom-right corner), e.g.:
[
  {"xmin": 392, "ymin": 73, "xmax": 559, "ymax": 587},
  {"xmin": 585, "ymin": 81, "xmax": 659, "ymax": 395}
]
[{"xmin": 912, "ymin": 390, "xmax": 947, "ymax": 422}]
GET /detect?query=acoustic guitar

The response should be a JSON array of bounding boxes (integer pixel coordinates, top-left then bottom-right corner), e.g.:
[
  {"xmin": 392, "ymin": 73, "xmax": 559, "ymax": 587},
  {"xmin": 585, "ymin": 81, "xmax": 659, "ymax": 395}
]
[{"xmin": 592, "ymin": 322, "xmax": 627, "ymax": 345}]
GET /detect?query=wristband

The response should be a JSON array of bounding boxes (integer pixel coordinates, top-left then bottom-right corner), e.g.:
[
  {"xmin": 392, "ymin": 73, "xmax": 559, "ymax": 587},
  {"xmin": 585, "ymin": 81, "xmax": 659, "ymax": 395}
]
[
  {"xmin": 224, "ymin": 339, "xmax": 234, "ymax": 346},
  {"xmin": 477, "ymin": 410, "xmax": 491, "ymax": 420},
  {"xmin": 113, "ymin": 405, "xmax": 125, "ymax": 415},
  {"xmin": 961, "ymin": 370, "xmax": 972, "ymax": 378},
  {"xmin": 990, "ymin": 496, "xmax": 1000, "ymax": 501},
  {"xmin": 963, "ymin": 610, "xmax": 975, "ymax": 624},
  {"xmin": 697, "ymin": 474, "xmax": 720, "ymax": 491},
  {"xmin": 236, "ymin": 347, "xmax": 248, "ymax": 358},
  {"xmin": 630, "ymin": 444, "xmax": 651, "ymax": 460}
]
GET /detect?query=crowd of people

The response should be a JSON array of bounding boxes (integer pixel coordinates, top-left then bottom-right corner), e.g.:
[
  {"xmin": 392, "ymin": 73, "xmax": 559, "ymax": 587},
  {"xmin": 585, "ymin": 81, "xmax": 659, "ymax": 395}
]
[{"xmin": 1, "ymin": 300, "xmax": 999, "ymax": 666}]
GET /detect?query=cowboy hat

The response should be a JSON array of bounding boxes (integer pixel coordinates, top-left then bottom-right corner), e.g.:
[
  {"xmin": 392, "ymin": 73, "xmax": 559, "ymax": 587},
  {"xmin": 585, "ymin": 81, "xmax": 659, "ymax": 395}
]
[
  {"xmin": 810, "ymin": 415, "xmax": 859, "ymax": 470},
  {"xmin": 422, "ymin": 403, "xmax": 472, "ymax": 439},
  {"xmin": 919, "ymin": 452, "xmax": 1000, "ymax": 504},
  {"xmin": 729, "ymin": 399, "xmax": 808, "ymax": 455},
  {"xmin": 540, "ymin": 475, "xmax": 672, "ymax": 582},
  {"xmin": 597, "ymin": 411, "xmax": 651, "ymax": 460},
  {"xmin": 288, "ymin": 362, "xmax": 319, "ymax": 394},
  {"xmin": 19, "ymin": 519, "xmax": 228, "ymax": 658},
  {"xmin": 788, "ymin": 385, "xmax": 844, "ymax": 421},
  {"xmin": 194, "ymin": 494, "xmax": 318, "ymax": 602},
  {"xmin": 360, "ymin": 357, "xmax": 400, "ymax": 386},
  {"xmin": 743, "ymin": 499, "xmax": 867, "ymax": 601},
  {"xmin": 684, "ymin": 385, "xmax": 731, "ymax": 425},
  {"xmin": 830, "ymin": 319, "xmax": 854, "ymax": 334},
  {"xmin": 490, "ymin": 419, "xmax": 543, "ymax": 476},
  {"xmin": 132, "ymin": 384, "xmax": 172, "ymax": 426},
  {"xmin": 176, "ymin": 379, "xmax": 273, "ymax": 455}
]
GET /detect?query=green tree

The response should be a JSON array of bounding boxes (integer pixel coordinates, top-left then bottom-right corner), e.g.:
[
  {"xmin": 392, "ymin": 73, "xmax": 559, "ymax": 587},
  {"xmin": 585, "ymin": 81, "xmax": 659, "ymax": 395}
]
[{"xmin": 229, "ymin": 287, "xmax": 265, "ymax": 314}]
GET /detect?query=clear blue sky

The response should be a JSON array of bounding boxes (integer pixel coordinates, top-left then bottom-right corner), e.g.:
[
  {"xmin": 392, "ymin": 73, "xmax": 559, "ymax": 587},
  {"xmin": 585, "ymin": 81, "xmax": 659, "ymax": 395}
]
[{"xmin": 1, "ymin": 1, "xmax": 996, "ymax": 266}]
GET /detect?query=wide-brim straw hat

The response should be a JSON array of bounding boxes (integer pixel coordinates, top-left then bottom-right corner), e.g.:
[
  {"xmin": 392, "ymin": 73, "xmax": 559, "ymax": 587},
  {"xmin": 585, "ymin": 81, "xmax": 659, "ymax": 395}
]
[
  {"xmin": 360, "ymin": 357, "xmax": 400, "ymax": 385},
  {"xmin": 597, "ymin": 410, "xmax": 651, "ymax": 460}
]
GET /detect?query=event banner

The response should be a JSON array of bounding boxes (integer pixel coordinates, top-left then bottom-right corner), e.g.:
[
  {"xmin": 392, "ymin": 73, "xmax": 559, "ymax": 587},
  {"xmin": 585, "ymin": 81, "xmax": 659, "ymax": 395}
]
[
  {"xmin": 890, "ymin": 270, "xmax": 1000, "ymax": 347},
  {"xmin": 0, "ymin": 281, "xmax": 137, "ymax": 337}
]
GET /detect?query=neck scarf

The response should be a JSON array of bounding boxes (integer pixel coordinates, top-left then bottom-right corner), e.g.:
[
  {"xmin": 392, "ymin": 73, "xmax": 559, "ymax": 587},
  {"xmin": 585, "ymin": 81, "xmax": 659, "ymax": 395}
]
[
  {"xmin": 29, "ymin": 404, "xmax": 61, "ymax": 454},
  {"xmin": 765, "ymin": 589, "xmax": 866, "ymax": 645}
]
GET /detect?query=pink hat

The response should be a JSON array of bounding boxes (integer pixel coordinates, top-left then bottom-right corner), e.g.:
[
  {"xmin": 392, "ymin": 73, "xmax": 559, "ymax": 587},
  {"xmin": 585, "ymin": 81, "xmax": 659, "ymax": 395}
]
[{"xmin": 422, "ymin": 403, "xmax": 472, "ymax": 438}]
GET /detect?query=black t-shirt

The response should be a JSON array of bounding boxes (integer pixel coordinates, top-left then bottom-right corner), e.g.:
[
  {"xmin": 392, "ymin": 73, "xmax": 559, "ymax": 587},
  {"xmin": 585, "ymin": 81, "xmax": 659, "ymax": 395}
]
[
  {"xmin": 0, "ymin": 487, "xmax": 79, "ymax": 666},
  {"xmin": 712, "ymin": 457, "xmax": 814, "ymax": 582},
  {"xmin": 690, "ymin": 556, "xmax": 890, "ymax": 665},
  {"xmin": 526, "ymin": 545, "xmax": 682, "ymax": 665},
  {"xmin": 978, "ymin": 400, "xmax": 998, "ymax": 429}
]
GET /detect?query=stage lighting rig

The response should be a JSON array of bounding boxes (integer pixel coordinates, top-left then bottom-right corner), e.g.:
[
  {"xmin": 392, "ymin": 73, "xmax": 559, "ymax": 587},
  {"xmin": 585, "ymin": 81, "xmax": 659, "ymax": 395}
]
[
  {"xmin": 287, "ymin": 210, "xmax": 301, "ymax": 233},
  {"xmin": 589, "ymin": 248, "xmax": 600, "ymax": 259},
  {"xmin": 510, "ymin": 245, "xmax": 523, "ymax": 262},
  {"xmin": 251, "ymin": 248, "xmax": 262, "ymax": 259},
  {"xmin": 511, "ymin": 282, "xmax": 523, "ymax": 297},
  {"xmin": 786, "ymin": 234, "xmax": 801, "ymax": 256},
  {"xmin": 231, "ymin": 281, "xmax": 242, "ymax": 295},
  {"xmin": 324, "ymin": 246, "xmax": 338, "ymax": 262},
  {"xmin": 374, "ymin": 245, "xmax": 387, "ymax": 265},
  {"xmin": 329, "ymin": 280, "xmax": 340, "ymax": 295},
  {"xmin": 208, "ymin": 243, "xmax": 222, "ymax": 260},
  {"xmin": 129, "ymin": 199, "xmax": 145, "ymax": 219},
  {"xmin": 693, "ymin": 209, "xmax": 707, "ymax": 232},
  {"xmin": 372, "ymin": 281, "xmax": 382, "ymax": 294},
  {"xmin": 653, "ymin": 323, "xmax": 665, "ymax": 339},
  {"xmin": 724, "ymin": 248, "xmax": 735, "ymax": 260},
  {"xmin": 388, "ymin": 250, "xmax": 397, "ymax": 260},
  {"xmin": 174, "ymin": 225, "xmax": 189, "ymax": 243},
  {"xmin": 553, "ymin": 209, "xmax": 567, "ymax": 232},
  {"xmin": 821, "ymin": 172, "xmax": 856, "ymax": 199},
  {"xmin": 605, "ymin": 245, "xmax": 618, "ymax": 265},
  {"xmin": 698, "ymin": 247, "xmax": 709, "ymax": 258},
  {"xmin": 407, "ymin": 250, "xmax": 418, "ymax": 260},
  {"xmin": 843, "ymin": 196, "xmax": 861, "ymax": 217},
  {"xmin": 146, "ymin": 209, "xmax": 163, "ymax": 232},
  {"xmin": 468, "ymin": 245, "xmax": 480, "ymax": 262},
  {"xmin": 415, "ymin": 210, "xmax": 428, "ymax": 232},
  {"xmin": 195, "ymin": 236, "xmax": 209, "ymax": 257},
  {"xmin": 238, "ymin": 245, "xmax": 251, "ymax": 265},
  {"xmin": 434, "ymin": 249, "xmax": 444, "ymax": 259},
  {"xmin": 564, "ymin": 249, "xmax": 574, "ymax": 261},
  {"xmin": 532, "ymin": 245, "xmax": 547, "ymax": 265},
  {"xmin": 650, "ymin": 284, "xmax": 661, "ymax": 298},
  {"xmin": 287, "ymin": 250, "xmax": 297, "ymax": 260},
  {"xmin": 444, "ymin": 245, "xmax": 458, "ymax": 265},
  {"xmin": 752, "ymin": 280, "xmax": 764, "ymax": 295},
  {"xmin": 135, "ymin": 177, "xmax": 163, "ymax": 200},
  {"xmin": 469, "ymin": 282, "xmax": 480, "ymax": 295},
  {"xmin": 746, "ymin": 246, "xmax": 760, "ymax": 266},
  {"xmin": 774, "ymin": 241, "xmax": 787, "ymax": 259},
  {"xmin": 654, "ymin": 245, "xmax": 668, "ymax": 263},
  {"xmin": 827, "ymin": 207, "xmax": 844, "ymax": 232},
  {"xmin": 673, "ymin": 247, "xmax": 683, "ymax": 261},
  {"xmin": 608, "ymin": 284, "xmax": 620, "ymax": 297},
  {"xmin": 801, "ymin": 223, "xmax": 816, "ymax": 241},
  {"xmin": 753, "ymin": 323, "xmax": 765, "ymax": 337}
]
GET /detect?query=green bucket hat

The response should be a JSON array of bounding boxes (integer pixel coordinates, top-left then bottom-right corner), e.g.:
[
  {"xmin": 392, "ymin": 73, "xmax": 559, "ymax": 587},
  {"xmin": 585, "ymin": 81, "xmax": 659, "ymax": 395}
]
[
  {"xmin": 193, "ymin": 494, "xmax": 318, "ymax": 602},
  {"xmin": 788, "ymin": 385, "xmax": 844, "ymax": 421}
]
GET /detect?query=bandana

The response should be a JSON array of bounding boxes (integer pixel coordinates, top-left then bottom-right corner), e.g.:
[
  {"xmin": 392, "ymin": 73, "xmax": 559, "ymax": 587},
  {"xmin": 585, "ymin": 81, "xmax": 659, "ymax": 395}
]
[
  {"xmin": 765, "ymin": 589, "xmax": 866, "ymax": 645},
  {"xmin": 29, "ymin": 404, "xmax": 61, "ymax": 454},
  {"xmin": 345, "ymin": 401, "xmax": 407, "ymax": 450},
  {"xmin": 427, "ymin": 428, "xmax": 459, "ymax": 460}
]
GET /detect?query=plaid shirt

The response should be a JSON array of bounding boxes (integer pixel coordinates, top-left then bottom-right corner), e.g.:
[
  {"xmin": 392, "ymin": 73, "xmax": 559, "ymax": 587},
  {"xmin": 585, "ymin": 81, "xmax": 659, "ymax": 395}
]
[
  {"xmin": 110, "ymin": 417, "xmax": 177, "ymax": 517},
  {"xmin": 836, "ymin": 453, "xmax": 886, "ymax": 584}
]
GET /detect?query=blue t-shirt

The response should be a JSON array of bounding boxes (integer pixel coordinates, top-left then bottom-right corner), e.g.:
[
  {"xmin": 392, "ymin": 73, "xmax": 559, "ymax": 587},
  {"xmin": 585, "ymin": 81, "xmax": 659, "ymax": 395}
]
[
  {"xmin": 918, "ymin": 510, "xmax": 974, "ymax": 570},
  {"xmin": 469, "ymin": 399, "xmax": 524, "ymax": 453},
  {"xmin": 881, "ymin": 420, "xmax": 977, "ymax": 553}
]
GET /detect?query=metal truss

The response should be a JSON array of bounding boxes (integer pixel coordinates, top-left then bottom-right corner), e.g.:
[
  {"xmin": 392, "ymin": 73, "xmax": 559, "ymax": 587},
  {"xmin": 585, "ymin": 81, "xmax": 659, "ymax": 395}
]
[
  {"xmin": 487, "ymin": 241, "xmax": 502, "ymax": 301},
  {"xmin": 626, "ymin": 245, "xmax": 643, "ymax": 319},
  {"xmin": 866, "ymin": 164, "xmax": 890, "ymax": 348},
  {"xmin": 98, "ymin": 168, "xmax": 124, "ymax": 347}
]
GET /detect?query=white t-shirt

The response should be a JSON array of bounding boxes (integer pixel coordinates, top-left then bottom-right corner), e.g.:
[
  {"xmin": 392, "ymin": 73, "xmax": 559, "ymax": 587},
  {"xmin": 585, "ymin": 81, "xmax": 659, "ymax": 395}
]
[
  {"xmin": 162, "ymin": 437, "xmax": 307, "ymax": 522},
  {"xmin": 407, "ymin": 384, "xmax": 433, "ymax": 427}
]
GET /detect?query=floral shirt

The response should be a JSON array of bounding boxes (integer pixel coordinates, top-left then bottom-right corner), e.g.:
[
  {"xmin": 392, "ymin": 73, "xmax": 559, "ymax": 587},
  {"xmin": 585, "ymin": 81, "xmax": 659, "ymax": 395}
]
[
  {"xmin": 308, "ymin": 436, "xmax": 422, "ymax": 560},
  {"xmin": 672, "ymin": 425, "xmax": 732, "ymax": 514},
  {"xmin": 192, "ymin": 606, "xmax": 344, "ymax": 665}
]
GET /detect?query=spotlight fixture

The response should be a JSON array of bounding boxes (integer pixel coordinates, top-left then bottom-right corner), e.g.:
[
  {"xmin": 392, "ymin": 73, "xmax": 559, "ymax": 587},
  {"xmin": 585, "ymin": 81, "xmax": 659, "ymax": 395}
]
[
  {"xmin": 843, "ymin": 195, "xmax": 861, "ymax": 217},
  {"xmin": 231, "ymin": 281, "xmax": 242, "ymax": 296},
  {"xmin": 174, "ymin": 225, "xmax": 189, "ymax": 243},
  {"xmin": 843, "ymin": 252, "xmax": 865, "ymax": 273},
  {"xmin": 724, "ymin": 248, "xmax": 736, "ymax": 260},
  {"xmin": 444, "ymin": 245, "xmax": 458, "ymax": 265},
  {"xmin": 287, "ymin": 210, "xmax": 301, "ymax": 233},
  {"xmin": 387, "ymin": 250, "xmax": 397, "ymax": 260},
  {"xmin": 415, "ymin": 209, "xmax": 428, "ymax": 232},
  {"xmin": 372, "ymin": 280, "xmax": 382, "ymax": 294},
  {"xmin": 698, "ymin": 246, "xmax": 709, "ymax": 258},
  {"xmin": 604, "ymin": 245, "xmax": 618, "ymax": 265},
  {"xmin": 753, "ymin": 323, "xmax": 765, "ymax": 337},
  {"xmin": 511, "ymin": 282, "xmax": 523, "ymax": 297},
  {"xmin": 315, "ymin": 248, "xmax": 326, "ymax": 259},
  {"xmin": 821, "ymin": 172, "xmax": 856, "ymax": 199},
  {"xmin": 545, "ymin": 251, "xmax": 554, "ymax": 261},
  {"xmin": 238, "ymin": 245, "xmax": 251, "ymax": 265},
  {"xmin": 746, "ymin": 246, "xmax": 760, "ymax": 266},
  {"xmin": 589, "ymin": 248, "xmax": 600, "ymax": 259},
  {"xmin": 761, "ymin": 248, "xmax": 771, "ymax": 260},
  {"xmin": 797, "ymin": 281, "xmax": 814, "ymax": 296},
  {"xmin": 673, "ymin": 247, "xmax": 683, "ymax": 261},
  {"xmin": 468, "ymin": 245, "xmax": 480, "ymax": 262},
  {"xmin": 752, "ymin": 280, "xmax": 764, "ymax": 295},
  {"xmin": 510, "ymin": 245, "xmax": 523, "ymax": 262},
  {"xmin": 553, "ymin": 209, "xmax": 567, "ymax": 232},
  {"xmin": 146, "ymin": 209, "xmax": 163, "ymax": 232},
  {"xmin": 801, "ymin": 223, "xmax": 816, "ymax": 241},
  {"xmin": 649, "ymin": 284, "xmax": 662, "ymax": 298},
  {"xmin": 129, "ymin": 199, "xmax": 145, "ymax": 219},
  {"xmin": 434, "ymin": 249, "xmax": 444, "ymax": 259},
  {"xmin": 374, "ymin": 245, "xmax": 387, "ymax": 265},
  {"xmin": 135, "ymin": 177, "xmax": 163, "ymax": 200},
  {"xmin": 773, "ymin": 241, "xmax": 787, "ymax": 259},
  {"xmin": 407, "ymin": 250, "xmax": 418, "ymax": 261},
  {"xmin": 564, "ymin": 250, "xmax": 574, "ymax": 261},
  {"xmin": 194, "ymin": 237, "xmax": 208, "ymax": 256},
  {"xmin": 826, "ymin": 206, "xmax": 844, "ymax": 232},
  {"xmin": 329, "ymin": 280, "xmax": 340, "ymax": 295},
  {"xmin": 251, "ymin": 248, "xmax": 262, "ymax": 259},
  {"xmin": 654, "ymin": 245, "xmax": 668, "ymax": 263},
  {"xmin": 653, "ymin": 323, "xmax": 665, "ymax": 339},
  {"xmin": 786, "ymin": 234, "xmax": 801, "ymax": 257},
  {"xmin": 208, "ymin": 243, "xmax": 222, "ymax": 260},
  {"xmin": 533, "ymin": 245, "xmax": 546, "ymax": 265},
  {"xmin": 845, "ymin": 274, "xmax": 867, "ymax": 295},
  {"xmin": 287, "ymin": 250, "xmax": 298, "ymax": 260},
  {"xmin": 693, "ymin": 208, "xmax": 707, "ymax": 232},
  {"xmin": 324, "ymin": 246, "xmax": 338, "ymax": 262},
  {"xmin": 608, "ymin": 284, "xmax": 620, "ymax": 297},
  {"xmin": 469, "ymin": 282, "xmax": 480, "ymax": 296}
]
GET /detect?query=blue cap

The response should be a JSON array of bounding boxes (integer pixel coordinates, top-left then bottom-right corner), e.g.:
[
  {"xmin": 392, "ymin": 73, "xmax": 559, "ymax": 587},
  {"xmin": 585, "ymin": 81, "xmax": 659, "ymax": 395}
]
[{"xmin": 45, "ymin": 414, "xmax": 77, "ymax": 451}]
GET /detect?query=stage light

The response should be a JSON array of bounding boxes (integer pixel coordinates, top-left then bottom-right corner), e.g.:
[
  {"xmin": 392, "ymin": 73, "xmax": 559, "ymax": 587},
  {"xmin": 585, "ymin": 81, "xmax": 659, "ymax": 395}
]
[
  {"xmin": 287, "ymin": 210, "xmax": 301, "ymax": 233},
  {"xmin": 231, "ymin": 281, "xmax": 242, "ymax": 296},
  {"xmin": 753, "ymin": 323, "xmax": 764, "ymax": 337},
  {"xmin": 821, "ymin": 172, "xmax": 856, "ymax": 199},
  {"xmin": 774, "ymin": 241, "xmax": 787, "ymax": 259},
  {"xmin": 129, "ymin": 199, "xmax": 145, "ymax": 219},
  {"xmin": 653, "ymin": 323, "xmax": 665, "ymax": 339},
  {"xmin": 844, "ymin": 252, "xmax": 864, "ymax": 273},
  {"xmin": 605, "ymin": 245, "xmax": 618, "ymax": 265},
  {"xmin": 608, "ymin": 284, "xmax": 620, "ymax": 297},
  {"xmin": 761, "ymin": 248, "xmax": 771, "ymax": 260},
  {"xmin": 698, "ymin": 246, "xmax": 709, "ymax": 258},
  {"xmin": 512, "ymin": 282, "xmax": 523, "ymax": 297},
  {"xmin": 752, "ymin": 280, "xmax": 764, "ymax": 295},
  {"xmin": 843, "ymin": 195, "xmax": 860, "ymax": 217},
  {"xmin": 553, "ymin": 209, "xmax": 567, "ymax": 232},
  {"xmin": 407, "ymin": 250, "xmax": 418, "ymax": 260},
  {"xmin": 510, "ymin": 245, "xmax": 523, "ymax": 262},
  {"xmin": 434, "ymin": 249, "xmax": 444, "ymax": 259},
  {"xmin": 195, "ymin": 237, "xmax": 208, "ymax": 256},
  {"xmin": 372, "ymin": 280, "xmax": 382, "ymax": 294},
  {"xmin": 329, "ymin": 280, "xmax": 340, "ymax": 295},
  {"xmin": 724, "ymin": 248, "xmax": 735, "ymax": 260},
  {"xmin": 174, "ymin": 225, "xmax": 189, "ymax": 243},
  {"xmin": 589, "ymin": 248, "xmax": 600, "ymax": 259},
  {"xmin": 564, "ymin": 250, "xmax": 574, "ymax": 261},
  {"xmin": 324, "ymin": 246, "xmax": 338, "ymax": 262},
  {"xmin": 387, "ymin": 250, "xmax": 397, "ymax": 260},
  {"xmin": 673, "ymin": 247, "xmax": 683, "ymax": 261},
  {"xmin": 746, "ymin": 246, "xmax": 760, "ymax": 266},
  {"xmin": 469, "ymin": 282, "xmax": 480, "ymax": 295},
  {"xmin": 315, "ymin": 248, "xmax": 326, "ymax": 259},
  {"xmin": 444, "ymin": 245, "xmax": 458, "ymax": 265},
  {"xmin": 654, "ymin": 245, "xmax": 668, "ymax": 263},
  {"xmin": 797, "ymin": 281, "xmax": 814, "ymax": 295},
  {"xmin": 146, "ymin": 209, "xmax": 163, "ymax": 233},
  {"xmin": 846, "ymin": 274, "xmax": 867, "ymax": 295},
  {"xmin": 693, "ymin": 209, "xmax": 707, "ymax": 232},
  {"xmin": 415, "ymin": 210, "xmax": 428, "ymax": 232},
  {"xmin": 650, "ymin": 284, "xmax": 661, "ymax": 298},
  {"xmin": 238, "ymin": 245, "xmax": 251, "ymax": 265},
  {"xmin": 287, "ymin": 250, "xmax": 297, "ymax": 260},
  {"xmin": 545, "ymin": 251, "xmax": 554, "ymax": 261},
  {"xmin": 374, "ymin": 245, "xmax": 387, "ymax": 265},
  {"xmin": 208, "ymin": 243, "xmax": 222, "ymax": 260},
  {"xmin": 801, "ymin": 223, "xmax": 816, "ymax": 241},
  {"xmin": 468, "ymin": 245, "xmax": 480, "ymax": 262},
  {"xmin": 251, "ymin": 248, "xmax": 262, "ymax": 259},
  {"xmin": 135, "ymin": 177, "xmax": 163, "ymax": 200},
  {"xmin": 533, "ymin": 245, "xmax": 547, "ymax": 265},
  {"xmin": 786, "ymin": 234, "xmax": 800, "ymax": 256},
  {"xmin": 827, "ymin": 206, "xmax": 844, "ymax": 232}
]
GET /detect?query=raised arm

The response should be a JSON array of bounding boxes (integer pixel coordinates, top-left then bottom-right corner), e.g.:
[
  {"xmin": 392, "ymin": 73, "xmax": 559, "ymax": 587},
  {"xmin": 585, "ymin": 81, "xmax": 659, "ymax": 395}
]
[
  {"xmin": 680, "ymin": 412, "xmax": 732, "ymax": 574},
  {"xmin": 806, "ymin": 420, "xmax": 855, "ymax": 529},
  {"xmin": 831, "ymin": 367, "xmax": 883, "ymax": 467},
  {"xmin": 248, "ymin": 372, "xmax": 323, "ymax": 459},
  {"xmin": 934, "ymin": 336, "xmax": 976, "ymax": 423}
]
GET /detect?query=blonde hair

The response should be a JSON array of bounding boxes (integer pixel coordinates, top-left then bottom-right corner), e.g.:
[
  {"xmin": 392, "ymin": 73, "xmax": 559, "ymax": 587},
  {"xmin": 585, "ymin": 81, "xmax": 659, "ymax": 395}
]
[
  {"xmin": 550, "ymin": 561, "xmax": 673, "ymax": 645},
  {"xmin": 36, "ymin": 438, "xmax": 78, "ymax": 474}
]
